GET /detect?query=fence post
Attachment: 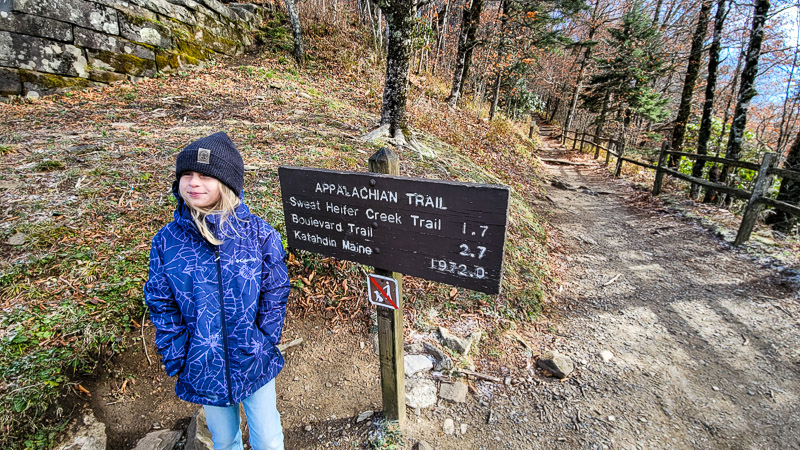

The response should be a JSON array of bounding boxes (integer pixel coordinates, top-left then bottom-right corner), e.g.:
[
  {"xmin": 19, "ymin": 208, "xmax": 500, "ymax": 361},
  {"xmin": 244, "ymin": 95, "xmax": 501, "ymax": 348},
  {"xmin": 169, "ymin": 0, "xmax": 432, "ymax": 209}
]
[
  {"xmin": 571, "ymin": 128, "xmax": 578, "ymax": 150},
  {"xmin": 605, "ymin": 139, "xmax": 613, "ymax": 166},
  {"xmin": 368, "ymin": 147, "xmax": 406, "ymax": 425},
  {"xmin": 614, "ymin": 139, "xmax": 626, "ymax": 176},
  {"xmin": 734, "ymin": 152, "xmax": 776, "ymax": 246},
  {"xmin": 652, "ymin": 141, "xmax": 670, "ymax": 196},
  {"xmin": 594, "ymin": 137, "xmax": 601, "ymax": 159},
  {"xmin": 579, "ymin": 129, "xmax": 587, "ymax": 153}
]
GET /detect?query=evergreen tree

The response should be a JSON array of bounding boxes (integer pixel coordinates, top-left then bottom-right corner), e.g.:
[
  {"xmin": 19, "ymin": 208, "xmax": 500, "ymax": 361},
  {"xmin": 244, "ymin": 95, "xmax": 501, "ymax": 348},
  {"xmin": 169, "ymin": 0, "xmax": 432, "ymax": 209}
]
[{"xmin": 581, "ymin": 3, "xmax": 669, "ymax": 128}]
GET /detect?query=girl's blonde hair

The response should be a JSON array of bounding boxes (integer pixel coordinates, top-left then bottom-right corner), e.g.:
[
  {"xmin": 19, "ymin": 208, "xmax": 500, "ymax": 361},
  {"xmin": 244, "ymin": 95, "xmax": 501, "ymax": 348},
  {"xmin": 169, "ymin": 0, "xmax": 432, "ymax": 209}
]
[{"xmin": 181, "ymin": 180, "xmax": 242, "ymax": 246}]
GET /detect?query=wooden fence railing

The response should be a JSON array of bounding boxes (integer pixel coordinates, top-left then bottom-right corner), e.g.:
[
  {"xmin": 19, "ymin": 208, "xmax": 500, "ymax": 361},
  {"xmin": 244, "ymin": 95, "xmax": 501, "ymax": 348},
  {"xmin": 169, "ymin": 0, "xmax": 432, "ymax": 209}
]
[{"xmin": 561, "ymin": 129, "xmax": 800, "ymax": 245}]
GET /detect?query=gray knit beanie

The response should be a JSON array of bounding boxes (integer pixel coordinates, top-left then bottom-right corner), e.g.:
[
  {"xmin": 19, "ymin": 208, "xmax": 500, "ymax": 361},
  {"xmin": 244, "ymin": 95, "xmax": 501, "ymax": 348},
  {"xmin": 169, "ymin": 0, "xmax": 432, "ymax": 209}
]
[{"xmin": 176, "ymin": 132, "xmax": 244, "ymax": 196}]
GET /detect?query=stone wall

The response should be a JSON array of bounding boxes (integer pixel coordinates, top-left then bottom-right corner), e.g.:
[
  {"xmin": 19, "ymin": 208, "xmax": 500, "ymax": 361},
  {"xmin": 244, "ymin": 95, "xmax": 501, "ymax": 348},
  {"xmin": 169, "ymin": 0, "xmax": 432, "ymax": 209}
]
[{"xmin": 0, "ymin": 0, "xmax": 269, "ymax": 98}]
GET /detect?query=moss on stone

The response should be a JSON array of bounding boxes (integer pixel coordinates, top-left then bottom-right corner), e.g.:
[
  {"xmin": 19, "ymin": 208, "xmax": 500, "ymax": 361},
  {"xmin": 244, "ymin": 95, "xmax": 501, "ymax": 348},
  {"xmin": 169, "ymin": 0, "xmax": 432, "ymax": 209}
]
[
  {"xmin": 173, "ymin": 37, "xmax": 209, "ymax": 60},
  {"xmin": 155, "ymin": 49, "xmax": 201, "ymax": 73},
  {"xmin": 18, "ymin": 70, "xmax": 94, "ymax": 90},
  {"xmin": 88, "ymin": 69, "xmax": 127, "ymax": 84},
  {"xmin": 89, "ymin": 50, "xmax": 156, "ymax": 76},
  {"xmin": 122, "ymin": 11, "xmax": 169, "ymax": 30}
]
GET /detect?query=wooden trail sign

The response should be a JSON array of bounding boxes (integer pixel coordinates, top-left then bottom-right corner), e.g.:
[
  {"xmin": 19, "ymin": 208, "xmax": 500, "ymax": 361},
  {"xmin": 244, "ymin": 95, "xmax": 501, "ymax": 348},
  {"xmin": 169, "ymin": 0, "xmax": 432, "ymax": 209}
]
[{"xmin": 278, "ymin": 166, "xmax": 510, "ymax": 294}]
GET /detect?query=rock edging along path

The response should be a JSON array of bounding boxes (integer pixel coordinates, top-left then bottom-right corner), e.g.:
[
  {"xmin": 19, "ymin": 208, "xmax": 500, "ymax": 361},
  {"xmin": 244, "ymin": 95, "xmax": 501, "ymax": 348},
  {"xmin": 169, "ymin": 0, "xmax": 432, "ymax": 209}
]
[{"xmin": 531, "ymin": 131, "xmax": 800, "ymax": 448}]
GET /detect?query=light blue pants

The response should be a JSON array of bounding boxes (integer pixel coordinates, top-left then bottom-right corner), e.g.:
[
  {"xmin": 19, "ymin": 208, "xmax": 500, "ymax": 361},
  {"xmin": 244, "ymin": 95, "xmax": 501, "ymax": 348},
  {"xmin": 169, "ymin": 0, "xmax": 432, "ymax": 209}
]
[{"xmin": 203, "ymin": 379, "xmax": 284, "ymax": 450}]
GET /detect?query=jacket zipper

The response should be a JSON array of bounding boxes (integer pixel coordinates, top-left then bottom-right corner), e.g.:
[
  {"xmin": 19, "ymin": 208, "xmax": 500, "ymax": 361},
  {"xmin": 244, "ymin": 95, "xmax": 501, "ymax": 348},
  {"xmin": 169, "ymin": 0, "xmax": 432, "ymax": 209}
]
[{"xmin": 215, "ymin": 247, "xmax": 235, "ymax": 406}]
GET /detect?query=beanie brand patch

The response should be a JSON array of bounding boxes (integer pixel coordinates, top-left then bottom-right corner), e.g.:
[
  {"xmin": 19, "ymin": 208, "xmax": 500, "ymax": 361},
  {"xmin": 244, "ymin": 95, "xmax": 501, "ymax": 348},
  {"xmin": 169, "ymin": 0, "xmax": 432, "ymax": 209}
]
[{"xmin": 197, "ymin": 148, "xmax": 211, "ymax": 164}]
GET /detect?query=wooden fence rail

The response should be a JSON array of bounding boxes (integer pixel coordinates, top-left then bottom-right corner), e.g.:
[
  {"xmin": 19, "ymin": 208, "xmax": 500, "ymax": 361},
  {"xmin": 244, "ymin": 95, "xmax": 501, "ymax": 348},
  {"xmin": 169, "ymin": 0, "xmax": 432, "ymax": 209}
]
[{"xmin": 560, "ymin": 128, "xmax": 800, "ymax": 245}]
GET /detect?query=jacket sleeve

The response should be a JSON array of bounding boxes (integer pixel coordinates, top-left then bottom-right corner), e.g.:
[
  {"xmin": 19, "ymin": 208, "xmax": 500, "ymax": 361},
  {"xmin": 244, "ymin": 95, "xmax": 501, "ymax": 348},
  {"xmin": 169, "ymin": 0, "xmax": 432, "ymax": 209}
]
[
  {"xmin": 257, "ymin": 227, "xmax": 291, "ymax": 346},
  {"xmin": 144, "ymin": 235, "xmax": 189, "ymax": 377}
]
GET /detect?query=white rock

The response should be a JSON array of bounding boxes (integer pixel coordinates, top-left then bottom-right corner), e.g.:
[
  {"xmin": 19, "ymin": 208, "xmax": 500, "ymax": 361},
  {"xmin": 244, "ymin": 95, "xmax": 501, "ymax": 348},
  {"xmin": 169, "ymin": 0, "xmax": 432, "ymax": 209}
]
[
  {"xmin": 7, "ymin": 232, "xmax": 25, "ymax": 246},
  {"xmin": 55, "ymin": 410, "xmax": 106, "ymax": 450},
  {"xmin": 460, "ymin": 424, "xmax": 468, "ymax": 435},
  {"xmin": 132, "ymin": 429, "xmax": 181, "ymax": 450},
  {"xmin": 356, "ymin": 410, "xmax": 374, "ymax": 423},
  {"xmin": 405, "ymin": 378, "xmax": 437, "ymax": 409},
  {"xmin": 600, "ymin": 350, "xmax": 614, "ymax": 362},
  {"xmin": 443, "ymin": 418, "xmax": 455, "ymax": 435},
  {"xmin": 405, "ymin": 354, "xmax": 434, "ymax": 377}
]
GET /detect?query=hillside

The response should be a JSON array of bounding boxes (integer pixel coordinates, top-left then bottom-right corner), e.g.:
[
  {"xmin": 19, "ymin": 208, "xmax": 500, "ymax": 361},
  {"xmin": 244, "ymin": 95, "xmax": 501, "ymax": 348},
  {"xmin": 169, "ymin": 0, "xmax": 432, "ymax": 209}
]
[{"xmin": 0, "ymin": 22, "xmax": 553, "ymax": 448}]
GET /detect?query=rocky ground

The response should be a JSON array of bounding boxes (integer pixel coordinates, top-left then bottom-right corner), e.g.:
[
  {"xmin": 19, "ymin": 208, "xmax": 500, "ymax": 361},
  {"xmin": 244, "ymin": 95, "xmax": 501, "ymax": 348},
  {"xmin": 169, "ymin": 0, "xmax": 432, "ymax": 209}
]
[{"xmin": 55, "ymin": 132, "xmax": 800, "ymax": 450}]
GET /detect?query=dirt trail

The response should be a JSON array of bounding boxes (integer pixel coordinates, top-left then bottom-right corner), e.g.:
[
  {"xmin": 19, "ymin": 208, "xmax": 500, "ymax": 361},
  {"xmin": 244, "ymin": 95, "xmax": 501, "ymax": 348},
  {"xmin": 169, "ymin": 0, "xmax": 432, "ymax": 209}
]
[
  {"xmin": 402, "ymin": 128, "xmax": 800, "ymax": 449},
  {"xmin": 527, "ymin": 131, "xmax": 800, "ymax": 447}
]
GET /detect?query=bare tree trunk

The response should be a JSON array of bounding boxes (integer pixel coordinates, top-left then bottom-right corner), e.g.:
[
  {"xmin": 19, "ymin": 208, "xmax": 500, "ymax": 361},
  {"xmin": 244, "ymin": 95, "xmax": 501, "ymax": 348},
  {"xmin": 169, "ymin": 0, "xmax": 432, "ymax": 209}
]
[
  {"xmin": 765, "ymin": 130, "xmax": 800, "ymax": 233},
  {"xmin": 669, "ymin": 0, "xmax": 712, "ymax": 167},
  {"xmin": 719, "ymin": 0, "xmax": 770, "ymax": 206},
  {"xmin": 594, "ymin": 91, "xmax": 611, "ymax": 143},
  {"xmin": 775, "ymin": 29, "xmax": 800, "ymax": 155},
  {"xmin": 703, "ymin": 42, "xmax": 744, "ymax": 203},
  {"xmin": 489, "ymin": 68, "xmax": 502, "ymax": 120},
  {"xmin": 447, "ymin": 0, "xmax": 484, "ymax": 107},
  {"xmin": 432, "ymin": 0, "xmax": 451, "ymax": 75},
  {"xmin": 377, "ymin": 8, "xmax": 384, "ymax": 56},
  {"xmin": 652, "ymin": 0, "xmax": 664, "ymax": 24},
  {"xmin": 691, "ymin": 0, "xmax": 728, "ymax": 199},
  {"xmin": 284, "ymin": 0, "xmax": 304, "ymax": 64},
  {"xmin": 377, "ymin": 0, "xmax": 416, "ymax": 137},
  {"xmin": 488, "ymin": 0, "xmax": 508, "ymax": 120}
]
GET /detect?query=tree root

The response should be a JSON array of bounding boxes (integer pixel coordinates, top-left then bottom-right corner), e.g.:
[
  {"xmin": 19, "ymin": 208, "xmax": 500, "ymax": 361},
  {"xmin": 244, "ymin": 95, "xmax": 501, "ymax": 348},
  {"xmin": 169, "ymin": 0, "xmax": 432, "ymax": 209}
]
[{"xmin": 358, "ymin": 123, "xmax": 438, "ymax": 158}]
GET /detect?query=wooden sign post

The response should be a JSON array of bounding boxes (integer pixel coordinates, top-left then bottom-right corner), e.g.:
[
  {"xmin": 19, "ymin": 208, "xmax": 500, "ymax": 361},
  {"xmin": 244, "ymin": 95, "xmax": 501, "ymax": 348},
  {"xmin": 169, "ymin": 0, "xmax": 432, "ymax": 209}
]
[
  {"xmin": 278, "ymin": 150, "xmax": 510, "ymax": 426},
  {"xmin": 368, "ymin": 147, "xmax": 405, "ymax": 425}
]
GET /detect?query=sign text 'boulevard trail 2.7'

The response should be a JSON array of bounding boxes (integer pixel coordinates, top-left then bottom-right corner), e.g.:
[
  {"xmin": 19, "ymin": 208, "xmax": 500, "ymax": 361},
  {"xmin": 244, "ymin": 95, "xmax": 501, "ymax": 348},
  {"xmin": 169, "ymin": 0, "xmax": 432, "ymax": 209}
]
[{"xmin": 278, "ymin": 166, "xmax": 510, "ymax": 294}]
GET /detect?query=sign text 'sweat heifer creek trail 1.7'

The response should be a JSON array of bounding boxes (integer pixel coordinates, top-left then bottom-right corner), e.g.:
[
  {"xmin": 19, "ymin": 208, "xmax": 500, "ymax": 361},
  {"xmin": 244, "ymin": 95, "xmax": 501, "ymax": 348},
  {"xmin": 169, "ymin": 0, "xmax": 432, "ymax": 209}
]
[{"xmin": 278, "ymin": 166, "xmax": 511, "ymax": 294}]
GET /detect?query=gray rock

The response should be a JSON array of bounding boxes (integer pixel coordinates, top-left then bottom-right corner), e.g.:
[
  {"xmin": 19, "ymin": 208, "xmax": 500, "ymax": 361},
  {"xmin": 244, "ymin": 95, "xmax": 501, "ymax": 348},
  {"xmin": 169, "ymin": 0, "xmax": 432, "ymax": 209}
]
[
  {"xmin": 404, "ymin": 354, "xmax": 433, "ymax": 377},
  {"xmin": 86, "ymin": 48, "xmax": 156, "ymax": 77},
  {"xmin": 405, "ymin": 378, "xmax": 437, "ymax": 409},
  {"xmin": 185, "ymin": 408, "xmax": 213, "ymax": 450},
  {"xmin": 7, "ymin": 232, "xmax": 25, "ymax": 245},
  {"xmin": 537, "ymin": 351, "xmax": 574, "ymax": 379},
  {"xmin": 439, "ymin": 381, "xmax": 468, "ymax": 403},
  {"xmin": 74, "ymin": 26, "xmax": 155, "ymax": 60},
  {"xmin": 443, "ymin": 418, "xmax": 455, "ymax": 435},
  {"xmin": 414, "ymin": 441, "xmax": 434, "ymax": 450},
  {"xmin": 13, "ymin": 0, "xmax": 119, "ymax": 34},
  {"xmin": 118, "ymin": 10, "xmax": 173, "ymax": 49},
  {"xmin": 54, "ymin": 410, "xmax": 106, "ymax": 450},
  {"xmin": 468, "ymin": 331, "xmax": 482, "ymax": 352},
  {"xmin": 0, "ymin": 32, "xmax": 87, "ymax": 77},
  {"xmin": 0, "ymin": 67, "xmax": 21, "ymax": 96},
  {"xmin": 423, "ymin": 341, "xmax": 453, "ymax": 371},
  {"xmin": 404, "ymin": 342, "xmax": 424, "ymax": 354},
  {"xmin": 356, "ymin": 410, "xmax": 373, "ymax": 423},
  {"xmin": 438, "ymin": 327, "xmax": 470, "ymax": 354},
  {"xmin": 132, "ymin": 429, "xmax": 181, "ymax": 450},
  {"xmin": 0, "ymin": 11, "xmax": 73, "ymax": 41}
]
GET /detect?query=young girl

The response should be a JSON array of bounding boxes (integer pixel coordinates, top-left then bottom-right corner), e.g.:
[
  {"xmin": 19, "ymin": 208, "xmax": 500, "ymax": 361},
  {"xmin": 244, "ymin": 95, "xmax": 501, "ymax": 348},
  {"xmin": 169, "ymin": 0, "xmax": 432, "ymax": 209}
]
[{"xmin": 144, "ymin": 132, "xmax": 291, "ymax": 450}]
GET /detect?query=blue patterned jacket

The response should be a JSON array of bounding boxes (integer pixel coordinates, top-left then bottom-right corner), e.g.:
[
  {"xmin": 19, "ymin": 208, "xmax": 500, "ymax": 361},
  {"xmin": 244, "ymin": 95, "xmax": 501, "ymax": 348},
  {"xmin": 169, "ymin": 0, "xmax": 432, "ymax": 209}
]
[{"xmin": 144, "ymin": 194, "xmax": 290, "ymax": 407}]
